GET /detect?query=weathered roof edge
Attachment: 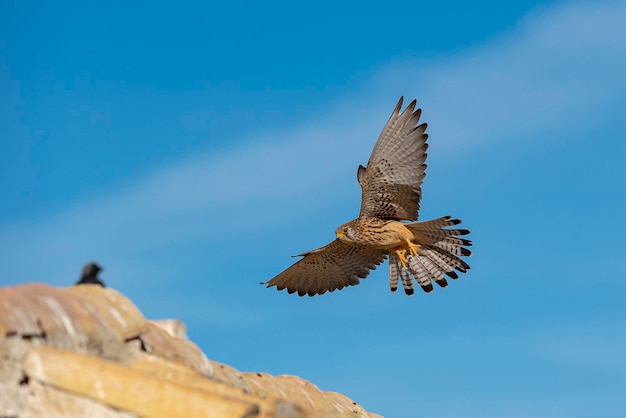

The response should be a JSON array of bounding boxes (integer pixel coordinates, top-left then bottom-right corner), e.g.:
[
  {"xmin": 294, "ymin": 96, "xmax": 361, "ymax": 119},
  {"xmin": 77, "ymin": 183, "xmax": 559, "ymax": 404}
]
[{"xmin": 0, "ymin": 282, "xmax": 382, "ymax": 418}]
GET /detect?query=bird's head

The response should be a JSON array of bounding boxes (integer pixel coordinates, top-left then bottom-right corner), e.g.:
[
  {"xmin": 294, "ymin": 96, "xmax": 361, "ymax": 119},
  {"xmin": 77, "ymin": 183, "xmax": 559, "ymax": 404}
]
[
  {"xmin": 82, "ymin": 262, "xmax": 103, "ymax": 277},
  {"xmin": 335, "ymin": 221, "xmax": 359, "ymax": 243}
]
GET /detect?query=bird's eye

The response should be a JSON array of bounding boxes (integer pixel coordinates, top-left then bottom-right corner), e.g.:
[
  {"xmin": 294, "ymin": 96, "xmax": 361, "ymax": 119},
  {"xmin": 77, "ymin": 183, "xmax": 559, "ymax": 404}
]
[{"xmin": 343, "ymin": 228, "xmax": 348, "ymax": 234}]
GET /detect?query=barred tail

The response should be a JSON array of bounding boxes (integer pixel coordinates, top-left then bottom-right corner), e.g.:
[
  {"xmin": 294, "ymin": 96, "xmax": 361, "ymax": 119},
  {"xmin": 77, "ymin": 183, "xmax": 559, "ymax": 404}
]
[{"xmin": 388, "ymin": 215, "xmax": 472, "ymax": 295}]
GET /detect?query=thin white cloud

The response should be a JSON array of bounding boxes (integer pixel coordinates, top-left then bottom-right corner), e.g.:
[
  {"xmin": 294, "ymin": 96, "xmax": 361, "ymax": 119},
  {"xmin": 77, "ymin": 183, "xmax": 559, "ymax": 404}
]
[{"xmin": 371, "ymin": 0, "xmax": 626, "ymax": 150}]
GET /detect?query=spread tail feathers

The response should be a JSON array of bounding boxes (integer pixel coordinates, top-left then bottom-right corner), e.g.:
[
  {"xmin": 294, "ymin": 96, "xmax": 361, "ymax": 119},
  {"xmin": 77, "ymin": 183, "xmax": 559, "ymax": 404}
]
[{"xmin": 389, "ymin": 216, "xmax": 472, "ymax": 295}]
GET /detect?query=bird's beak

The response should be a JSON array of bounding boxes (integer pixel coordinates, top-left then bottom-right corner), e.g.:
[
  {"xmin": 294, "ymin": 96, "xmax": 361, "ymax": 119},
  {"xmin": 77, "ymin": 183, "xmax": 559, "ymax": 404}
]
[{"xmin": 336, "ymin": 231, "xmax": 346, "ymax": 239}]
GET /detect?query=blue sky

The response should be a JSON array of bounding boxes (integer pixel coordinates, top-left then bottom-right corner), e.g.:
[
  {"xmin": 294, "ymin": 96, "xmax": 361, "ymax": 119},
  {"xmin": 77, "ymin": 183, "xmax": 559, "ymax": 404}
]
[{"xmin": 1, "ymin": 0, "xmax": 626, "ymax": 416}]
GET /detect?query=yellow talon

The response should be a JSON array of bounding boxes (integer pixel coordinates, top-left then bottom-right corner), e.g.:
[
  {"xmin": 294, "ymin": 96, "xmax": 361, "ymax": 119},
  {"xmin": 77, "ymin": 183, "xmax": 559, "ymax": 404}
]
[
  {"xmin": 395, "ymin": 241, "xmax": 421, "ymax": 270},
  {"xmin": 406, "ymin": 239, "xmax": 420, "ymax": 257},
  {"xmin": 396, "ymin": 249, "xmax": 409, "ymax": 270}
]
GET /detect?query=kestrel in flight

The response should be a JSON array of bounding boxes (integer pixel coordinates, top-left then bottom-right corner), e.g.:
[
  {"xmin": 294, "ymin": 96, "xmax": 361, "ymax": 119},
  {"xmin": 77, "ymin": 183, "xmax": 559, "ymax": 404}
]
[{"xmin": 265, "ymin": 97, "xmax": 472, "ymax": 296}]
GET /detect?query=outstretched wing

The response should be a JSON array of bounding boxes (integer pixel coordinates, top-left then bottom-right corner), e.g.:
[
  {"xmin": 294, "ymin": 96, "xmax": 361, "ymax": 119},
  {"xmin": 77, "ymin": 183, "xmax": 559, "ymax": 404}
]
[
  {"xmin": 265, "ymin": 240, "xmax": 387, "ymax": 297},
  {"xmin": 358, "ymin": 97, "xmax": 428, "ymax": 221}
]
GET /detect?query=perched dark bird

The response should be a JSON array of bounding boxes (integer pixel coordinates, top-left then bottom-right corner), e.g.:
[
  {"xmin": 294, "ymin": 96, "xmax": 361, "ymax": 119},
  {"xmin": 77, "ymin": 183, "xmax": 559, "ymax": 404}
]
[{"xmin": 75, "ymin": 262, "xmax": 106, "ymax": 287}]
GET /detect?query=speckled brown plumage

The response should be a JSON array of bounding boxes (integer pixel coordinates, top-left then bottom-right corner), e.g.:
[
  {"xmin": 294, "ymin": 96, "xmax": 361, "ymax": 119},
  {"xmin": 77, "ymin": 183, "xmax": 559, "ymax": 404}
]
[{"xmin": 265, "ymin": 97, "xmax": 472, "ymax": 297}]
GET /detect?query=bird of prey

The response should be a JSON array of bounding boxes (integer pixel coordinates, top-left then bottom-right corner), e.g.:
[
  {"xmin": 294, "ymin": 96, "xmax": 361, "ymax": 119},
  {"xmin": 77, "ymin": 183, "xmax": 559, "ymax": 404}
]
[
  {"xmin": 264, "ymin": 97, "xmax": 472, "ymax": 297},
  {"xmin": 75, "ymin": 262, "xmax": 106, "ymax": 287}
]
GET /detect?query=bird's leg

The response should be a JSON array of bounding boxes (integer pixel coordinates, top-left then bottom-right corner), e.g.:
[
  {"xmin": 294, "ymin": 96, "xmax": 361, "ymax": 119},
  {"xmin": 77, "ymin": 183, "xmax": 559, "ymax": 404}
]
[
  {"xmin": 395, "ymin": 241, "xmax": 421, "ymax": 270},
  {"xmin": 396, "ymin": 249, "xmax": 409, "ymax": 270},
  {"xmin": 394, "ymin": 240, "xmax": 421, "ymax": 270},
  {"xmin": 405, "ymin": 239, "xmax": 420, "ymax": 257}
]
